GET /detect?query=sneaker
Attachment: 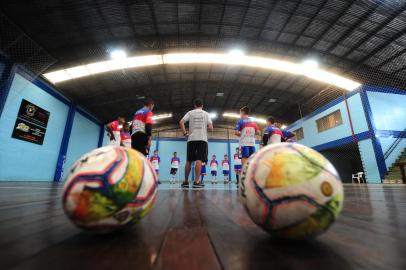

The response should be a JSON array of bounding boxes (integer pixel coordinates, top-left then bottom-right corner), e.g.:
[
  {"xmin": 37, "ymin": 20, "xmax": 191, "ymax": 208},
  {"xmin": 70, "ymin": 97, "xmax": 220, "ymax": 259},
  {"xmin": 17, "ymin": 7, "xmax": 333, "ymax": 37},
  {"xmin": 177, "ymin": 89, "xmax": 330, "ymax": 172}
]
[
  {"xmin": 181, "ymin": 182, "xmax": 189, "ymax": 188},
  {"xmin": 193, "ymin": 182, "xmax": 204, "ymax": 188}
]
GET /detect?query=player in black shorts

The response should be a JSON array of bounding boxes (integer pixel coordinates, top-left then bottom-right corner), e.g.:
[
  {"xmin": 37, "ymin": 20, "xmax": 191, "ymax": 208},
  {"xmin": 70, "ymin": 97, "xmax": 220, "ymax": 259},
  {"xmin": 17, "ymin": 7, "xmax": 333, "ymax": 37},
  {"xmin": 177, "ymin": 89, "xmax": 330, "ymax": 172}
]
[{"xmin": 179, "ymin": 99, "xmax": 213, "ymax": 188}]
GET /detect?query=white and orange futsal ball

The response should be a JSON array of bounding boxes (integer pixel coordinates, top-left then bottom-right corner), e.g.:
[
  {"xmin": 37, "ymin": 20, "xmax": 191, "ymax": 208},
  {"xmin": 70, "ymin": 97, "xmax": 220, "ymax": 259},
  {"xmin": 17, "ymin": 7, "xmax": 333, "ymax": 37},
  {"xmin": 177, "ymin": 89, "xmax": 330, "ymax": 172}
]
[
  {"xmin": 240, "ymin": 143, "xmax": 344, "ymax": 239},
  {"xmin": 62, "ymin": 145, "xmax": 157, "ymax": 232}
]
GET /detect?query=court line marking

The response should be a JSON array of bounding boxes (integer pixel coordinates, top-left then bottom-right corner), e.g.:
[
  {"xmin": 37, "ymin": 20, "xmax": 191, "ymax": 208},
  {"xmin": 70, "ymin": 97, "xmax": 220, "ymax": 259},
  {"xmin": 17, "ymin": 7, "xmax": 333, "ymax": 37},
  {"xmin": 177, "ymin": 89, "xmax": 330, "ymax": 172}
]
[{"xmin": 0, "ymin": 187, "xmax": 63, "ymax": 189}]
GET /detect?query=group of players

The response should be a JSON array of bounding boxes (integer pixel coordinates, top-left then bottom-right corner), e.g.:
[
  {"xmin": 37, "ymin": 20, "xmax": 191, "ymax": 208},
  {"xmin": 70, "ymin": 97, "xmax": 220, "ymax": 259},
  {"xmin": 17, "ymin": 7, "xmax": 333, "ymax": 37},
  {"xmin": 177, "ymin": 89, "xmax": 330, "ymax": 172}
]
[{"xmin": 106, "ymin": 98, "xmax": 295, "ymax": 189}]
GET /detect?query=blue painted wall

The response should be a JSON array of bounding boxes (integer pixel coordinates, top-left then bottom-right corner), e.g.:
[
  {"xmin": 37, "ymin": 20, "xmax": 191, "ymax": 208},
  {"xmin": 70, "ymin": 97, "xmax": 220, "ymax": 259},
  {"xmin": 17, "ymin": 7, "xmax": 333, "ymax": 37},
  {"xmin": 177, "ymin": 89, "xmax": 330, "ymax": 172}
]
[
  {"xmin": 367, "ymin": 90, "xmax": 406, "ymax": 131},
  {"xmin": 286, "ymin": 87, "xmax": 406, "ymax": 183},
  {"xmin": 0, "ymin": 73, "xmax": 69, "ymax": 181},
  {"xmin": 367, "ymin": 88, "xmax": 406, "ymax": 170},
  {"xmin": 150, "ymin": 138, "xmax": 260, "ymax": 181},
  {"xmin": 64, "ymin": 112, "xmax": 100, "ymax": 175},
  {"xmin": 287, "ymin": 93, "xmax": 368, "ymax": 147}
]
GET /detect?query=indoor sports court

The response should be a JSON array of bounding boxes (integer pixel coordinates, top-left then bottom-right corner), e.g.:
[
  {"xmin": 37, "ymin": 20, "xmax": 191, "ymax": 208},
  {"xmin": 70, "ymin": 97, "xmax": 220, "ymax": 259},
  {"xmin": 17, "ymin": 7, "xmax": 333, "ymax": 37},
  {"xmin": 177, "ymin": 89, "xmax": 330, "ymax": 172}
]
[{"xmin": 0, "ymin": 1, "xmax": 405, "ymax": 270}]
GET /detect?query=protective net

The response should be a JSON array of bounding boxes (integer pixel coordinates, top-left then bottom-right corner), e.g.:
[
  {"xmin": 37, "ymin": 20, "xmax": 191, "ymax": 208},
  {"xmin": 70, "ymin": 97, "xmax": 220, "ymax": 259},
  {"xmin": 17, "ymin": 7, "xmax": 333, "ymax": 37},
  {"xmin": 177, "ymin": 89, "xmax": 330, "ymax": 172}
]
[{"xmin": 0, "ymin": 0, "xmax": 405, "ymax": 184}]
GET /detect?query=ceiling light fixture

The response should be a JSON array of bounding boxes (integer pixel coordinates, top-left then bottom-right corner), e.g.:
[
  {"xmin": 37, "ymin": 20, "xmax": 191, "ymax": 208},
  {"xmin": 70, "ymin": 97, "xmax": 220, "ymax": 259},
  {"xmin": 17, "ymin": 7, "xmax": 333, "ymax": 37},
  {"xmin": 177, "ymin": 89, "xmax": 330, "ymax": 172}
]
[
  {"xmin": 209, "ymin": 112, "xmax": 218, "ymax": 119},
  {"xmin": 152, "ymin": 113, "xmax": 172, "ymax": 121},
  {"xmin": 223, "ymin": 112, "xmax": 267, "ymax": 124},
  {"xmin": 228, "ymin": 49, "xmax": 245, "ymax": 57},
  {"xmin": 110, "ymin": 49, "xmax": 127, "ymax": 60},
  {"xmin": 43, "ymin": 52, "xmax": 361, "ymax": 91},
  {"xmin": 302, "ymin": 59, "xmax": 319, "ymax": 69}
]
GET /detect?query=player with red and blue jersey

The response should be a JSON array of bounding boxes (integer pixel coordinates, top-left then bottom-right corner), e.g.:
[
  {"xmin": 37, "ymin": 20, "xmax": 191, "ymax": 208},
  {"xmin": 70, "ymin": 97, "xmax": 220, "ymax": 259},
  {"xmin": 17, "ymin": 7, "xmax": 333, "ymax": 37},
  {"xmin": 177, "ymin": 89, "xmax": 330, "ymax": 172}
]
[
  {"xmin": 170, "ymin": 152, "xmax": 181, "ymax": 184},
  {"xmin": 235, "ymin": 106, "xmax": 260, "ymax": 170},
  {"xmin": 222, "ymin": 155, "xmax": 230, "ymax": 182},
  {"xmin": 200, "ymin": 162, "xmax": 207, "ymax": 183},
  {"xmin": 234, "ymin": 147, "xmax": 242, "ymax": 182},
  {"xmin": 210, "ymin": 155, "xmax": 218, "ymax": 183},
  {"xmin": 120, "ymin": 122, "xmax": 132, "ymax": 148},
  {"xmin": 106, "ymin": 116, "xmax": 125, "ymax": 146},
  {"xmin": 262, "ymin": 117, "xmax": 283, "ymax": 146},
  {"xmin": 131, "ymin": 99, "xmax": 154, "ymax": 156},
  {"xmin": 150, "ymin": 150, "xmax": 161, "ymax": 184}
]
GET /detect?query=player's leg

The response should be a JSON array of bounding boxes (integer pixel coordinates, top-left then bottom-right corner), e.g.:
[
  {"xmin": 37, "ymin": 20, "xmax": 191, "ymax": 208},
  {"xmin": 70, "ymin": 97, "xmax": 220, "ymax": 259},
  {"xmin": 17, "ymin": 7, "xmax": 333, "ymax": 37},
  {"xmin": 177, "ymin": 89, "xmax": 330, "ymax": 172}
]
[
  {"xmin": 156, "ymin": 170, "xmax": 161, "ymax": 184},
  {"xmin": 184, "ymin": 162, "xmax": 191, "ymax": 187},
  {"xmin": 240, "ymin": 146, "xmax": 249, "ymax": 171},
  {"xmin": 183, "ymin": 142, "xmax": 193, "ymax": 188},
  {"xmin": 194, "ymin": 160, "xmax": 202, "ymax": 184},
  {"xmin": 132, "ymin": 133, "xmax": 148, "ymax": 156},
  {"xmin": 193, "ymin": 141, "xmax": 206, "ymax": 188}
]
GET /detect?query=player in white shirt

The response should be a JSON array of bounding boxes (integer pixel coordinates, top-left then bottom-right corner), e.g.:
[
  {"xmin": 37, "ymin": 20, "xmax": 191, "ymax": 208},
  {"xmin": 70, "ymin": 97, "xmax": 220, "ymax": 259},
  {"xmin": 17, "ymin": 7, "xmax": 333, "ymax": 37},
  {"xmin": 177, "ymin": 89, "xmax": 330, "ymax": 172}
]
[
  {"xmin": 179, "ymin": 99, "xmax": 213, "ymax": 189},
  {"xmin": 170, "ymin": 152, "xmax": 181, "ymax": 184}
]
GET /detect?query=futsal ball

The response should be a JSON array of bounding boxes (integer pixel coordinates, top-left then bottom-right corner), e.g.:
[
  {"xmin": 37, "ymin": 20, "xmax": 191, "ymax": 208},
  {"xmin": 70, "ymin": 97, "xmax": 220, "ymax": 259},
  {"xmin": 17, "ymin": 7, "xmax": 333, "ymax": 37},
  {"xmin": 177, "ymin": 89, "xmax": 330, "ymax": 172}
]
[
  {"xmin": 62, "ymin": 145, "xmax": 157, "ymax": 231},
  {"xmin": 240, "ymin": 143, "xmax": 343, "ymax": 239}
]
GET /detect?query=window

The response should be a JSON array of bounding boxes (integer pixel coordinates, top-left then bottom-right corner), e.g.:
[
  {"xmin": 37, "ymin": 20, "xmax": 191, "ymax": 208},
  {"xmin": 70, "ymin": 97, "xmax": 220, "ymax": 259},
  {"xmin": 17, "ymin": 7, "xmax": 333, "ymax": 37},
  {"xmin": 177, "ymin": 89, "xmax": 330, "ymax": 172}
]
[
  {"xmin": 316, "ymin": 110, "xmax": 343, "ymax": 132},
  {"xmin": 293, "ymin": 127, "xmax": 304, "ymax": 140}
]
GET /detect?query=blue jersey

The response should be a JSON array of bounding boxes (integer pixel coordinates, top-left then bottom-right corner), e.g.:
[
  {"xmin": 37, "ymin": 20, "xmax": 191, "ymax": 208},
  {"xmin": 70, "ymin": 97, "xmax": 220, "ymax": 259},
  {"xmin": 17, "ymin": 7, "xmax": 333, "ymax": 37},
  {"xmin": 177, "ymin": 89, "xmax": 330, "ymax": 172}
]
[
  {"xmin": 282, "ymin": 130, "xmax": 295, "ymax": 142},
  {"xmin": 264, "ymin": 125, "xmax": 283, "ymax": 137},
  {"xmin": 263, "ymin": 125, "xmax": 283, "ymax": 145}
]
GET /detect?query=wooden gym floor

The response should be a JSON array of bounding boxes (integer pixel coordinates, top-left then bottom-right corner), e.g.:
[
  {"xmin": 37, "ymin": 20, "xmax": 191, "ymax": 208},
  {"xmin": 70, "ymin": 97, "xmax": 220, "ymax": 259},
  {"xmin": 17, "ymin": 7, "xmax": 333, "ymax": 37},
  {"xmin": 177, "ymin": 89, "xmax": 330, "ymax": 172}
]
[{"xmin": 0, "ymin": 182, "xmax": 405, "ymax": 270}]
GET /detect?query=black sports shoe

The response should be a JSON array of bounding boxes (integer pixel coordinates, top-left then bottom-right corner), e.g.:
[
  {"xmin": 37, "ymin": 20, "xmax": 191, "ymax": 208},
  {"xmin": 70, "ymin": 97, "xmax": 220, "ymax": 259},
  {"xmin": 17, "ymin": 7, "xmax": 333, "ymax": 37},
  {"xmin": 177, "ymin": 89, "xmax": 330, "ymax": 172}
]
[
  {"xmin": 192, "ymin": 182, "xmax": 204, "ymax": 188},
  {"xmin": 181, "ymin": 182, "xmax": 189, "ymax": 188}
]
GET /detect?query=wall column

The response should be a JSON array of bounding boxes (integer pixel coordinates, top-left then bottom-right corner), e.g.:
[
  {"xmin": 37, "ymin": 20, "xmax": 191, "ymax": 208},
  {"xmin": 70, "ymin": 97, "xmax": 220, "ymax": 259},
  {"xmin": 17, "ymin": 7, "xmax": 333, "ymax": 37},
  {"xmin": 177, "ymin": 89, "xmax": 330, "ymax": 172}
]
[
  {"xmin": 360, "ymin": 88, "xmax": 387, "ymax": 182},
  {"xmin": 227, "ymin": 128, "xmax": 232, "ymax": 181},
  {"xmin": 97, "ymin": 125, "xmax": 105, "ymax": 147},
  {"xmin": 54, "ymin": 103, "xmax": 76, "ymax": 182}
]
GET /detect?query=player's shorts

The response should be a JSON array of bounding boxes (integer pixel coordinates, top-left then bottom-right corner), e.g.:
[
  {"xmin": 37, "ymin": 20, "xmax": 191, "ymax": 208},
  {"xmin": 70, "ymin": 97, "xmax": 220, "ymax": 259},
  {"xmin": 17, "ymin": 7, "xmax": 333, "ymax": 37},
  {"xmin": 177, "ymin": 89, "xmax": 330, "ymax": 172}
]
[
  {"xmin": 187, "ymin": 140, "xmax": 208, "ymax": 162},
  {"xmin": 131, "ymin": 132, "xmax": 149, "ymax": 156},
  {"xmin": 170, "ymin": 168, "xmax": 178, "ymax": 175},
  {"xmin": 241, "ymin": 146, "xmax": 256, "ymax": 158},
  {"xmin": 223, "ymin": 170, "xmax": 229, "ymax": 175},
  {"xmin": 211, "ymin": 171, "xmax": 217, "ymax": 176},
  {"xmin": 234, "ymin": 165, "xmax": 242, "ymax": 171}
]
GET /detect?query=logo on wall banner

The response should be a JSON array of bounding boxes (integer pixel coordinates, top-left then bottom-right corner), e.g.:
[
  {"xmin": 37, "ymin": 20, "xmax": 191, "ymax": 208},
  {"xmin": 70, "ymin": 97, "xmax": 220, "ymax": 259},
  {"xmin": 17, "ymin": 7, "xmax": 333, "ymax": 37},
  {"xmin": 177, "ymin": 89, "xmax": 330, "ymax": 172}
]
[{"xmin": 11, "ymin": 99, "xmax": 50, "ymax": 145}]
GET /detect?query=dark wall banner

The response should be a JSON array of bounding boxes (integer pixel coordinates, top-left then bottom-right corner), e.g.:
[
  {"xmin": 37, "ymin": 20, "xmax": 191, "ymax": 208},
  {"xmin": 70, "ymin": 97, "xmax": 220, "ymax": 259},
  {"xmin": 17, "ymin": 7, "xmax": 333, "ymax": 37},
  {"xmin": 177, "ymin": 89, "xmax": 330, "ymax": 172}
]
[{"xmin": 11, "ymin": 99, "xmax": 50, "ymax": 145}]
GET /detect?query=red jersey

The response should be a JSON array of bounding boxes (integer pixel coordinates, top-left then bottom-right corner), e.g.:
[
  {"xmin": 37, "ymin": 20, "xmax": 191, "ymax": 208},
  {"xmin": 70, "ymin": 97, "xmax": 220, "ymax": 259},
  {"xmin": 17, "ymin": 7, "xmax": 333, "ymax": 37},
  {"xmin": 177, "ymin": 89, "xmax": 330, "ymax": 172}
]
[{"xmin": 132, "ymin": 107, "xmax": 153, "ymax": 134}]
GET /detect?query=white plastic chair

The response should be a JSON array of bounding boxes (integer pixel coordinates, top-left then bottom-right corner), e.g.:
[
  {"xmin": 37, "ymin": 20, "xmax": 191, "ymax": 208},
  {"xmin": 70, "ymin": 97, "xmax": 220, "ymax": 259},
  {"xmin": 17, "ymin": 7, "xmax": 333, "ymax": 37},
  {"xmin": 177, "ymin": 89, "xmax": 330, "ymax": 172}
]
[{"xmin": 352, "ymin": 172, "xmax": 364, "ymax": 184}]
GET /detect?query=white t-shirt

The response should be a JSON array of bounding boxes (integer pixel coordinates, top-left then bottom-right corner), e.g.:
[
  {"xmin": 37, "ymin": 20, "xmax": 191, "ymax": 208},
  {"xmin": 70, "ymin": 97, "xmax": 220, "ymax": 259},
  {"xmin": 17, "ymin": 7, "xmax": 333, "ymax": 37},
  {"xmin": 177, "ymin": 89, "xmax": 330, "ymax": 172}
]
[{"xmin": 181, "ymin": 108, "xmax": 212, "ymax": 142}]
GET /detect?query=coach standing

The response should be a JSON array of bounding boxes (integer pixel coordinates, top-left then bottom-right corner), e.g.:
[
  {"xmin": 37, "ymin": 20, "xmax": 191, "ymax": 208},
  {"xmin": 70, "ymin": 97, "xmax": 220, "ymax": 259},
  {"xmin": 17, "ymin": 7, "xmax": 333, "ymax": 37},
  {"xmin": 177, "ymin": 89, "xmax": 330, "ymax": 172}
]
[
  {"xmin": 132, "ymin": 99, "xmax": 154, "ymax": 156},
  {"xmin": 179, "ymin": 99, "xmax": 213, "ymax": 189}
]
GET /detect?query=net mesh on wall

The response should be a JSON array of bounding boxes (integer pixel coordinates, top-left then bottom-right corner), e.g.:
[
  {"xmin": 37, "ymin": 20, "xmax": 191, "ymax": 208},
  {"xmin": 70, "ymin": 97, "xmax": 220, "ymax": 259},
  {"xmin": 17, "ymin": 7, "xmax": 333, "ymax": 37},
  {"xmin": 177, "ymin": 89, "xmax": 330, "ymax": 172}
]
[{"xmin": 0, "ymin": 11, "xmax": 56, "ymax": 78}]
